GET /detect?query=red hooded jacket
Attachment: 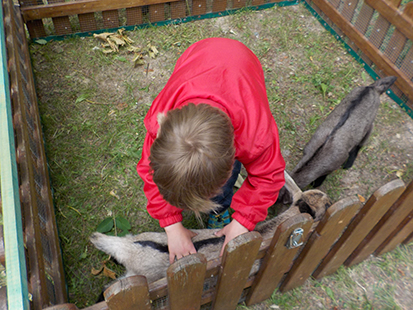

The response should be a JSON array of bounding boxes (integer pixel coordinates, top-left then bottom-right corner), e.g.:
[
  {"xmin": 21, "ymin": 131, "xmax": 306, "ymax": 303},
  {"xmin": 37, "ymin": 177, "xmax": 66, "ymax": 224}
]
[{"xmin": 137, "ymin": 38, "xmax": 285, "ymax": 231}]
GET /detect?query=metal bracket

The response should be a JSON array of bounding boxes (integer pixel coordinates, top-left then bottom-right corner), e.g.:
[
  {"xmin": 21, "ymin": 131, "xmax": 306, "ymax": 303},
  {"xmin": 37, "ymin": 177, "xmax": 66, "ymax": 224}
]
[{"xmin": 285, "ymin": 228, "xmax": 304, "ymax": 249}]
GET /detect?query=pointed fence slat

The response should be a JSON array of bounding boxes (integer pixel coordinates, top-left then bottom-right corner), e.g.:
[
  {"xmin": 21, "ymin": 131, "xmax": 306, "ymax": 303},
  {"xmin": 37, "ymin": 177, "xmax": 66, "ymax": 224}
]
[
  {"xmin": 104, "ymin": 275, "xmax": 152, "ymax": 310},
  {"xmin": 212, "ymin": 232, "xmax": 262, "ymax": 310},
  {"xmin": 403, "ymin": 230, "xmax": 413, "ymax": 245},
  {"xmin": 313, "ymin": 179, "xmax": 406, "ymax": 279},
  {"xmin": 346, "ymin": 180, "xmax": 413, "ymax": 267},
  {"xmin": 245, "ymin": 213, "xmax": 313, "ymax": 306},
  {"xmin": 279, "ymin": 196, "xmax": 362, "ymax": 292},
  {"xmin": 167, "ymin": 253, "xmax": 207, "ymax": 310},
  {"xmin": 376, "ymin": 211, "xmax": 413, "ymax": 255}
]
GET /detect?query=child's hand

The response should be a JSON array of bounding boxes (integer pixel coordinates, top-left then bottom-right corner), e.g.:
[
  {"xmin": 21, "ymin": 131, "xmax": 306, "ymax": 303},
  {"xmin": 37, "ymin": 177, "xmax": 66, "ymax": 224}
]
[
  {"xmin": 215, "ymin": 219, "xmax": 249, "ymax": 256},
  {"xmin": 164, "ymin": 222, "xmax": 198, "ymax": 264}
]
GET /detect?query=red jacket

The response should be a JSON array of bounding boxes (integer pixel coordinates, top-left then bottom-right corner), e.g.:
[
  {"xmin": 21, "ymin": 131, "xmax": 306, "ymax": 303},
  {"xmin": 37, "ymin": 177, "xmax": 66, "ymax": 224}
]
[{"xmin": 137, "ymin": 38, "xmax": 285, "ymax": 231}]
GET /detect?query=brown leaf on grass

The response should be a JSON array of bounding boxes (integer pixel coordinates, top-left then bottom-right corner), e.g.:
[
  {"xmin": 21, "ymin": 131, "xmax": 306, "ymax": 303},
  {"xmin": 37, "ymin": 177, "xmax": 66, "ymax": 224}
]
[
  {"xmin": 357, "ymin": 194, "xmax": 366, "ymax": 203},
  {"xmin": 103, "ymin": 266, "xmax": 117, "ymax": 279},
  {"xmin": 91, "ymin": 266, "xmax": 104, "ymax": 276},
  {"xmin": 93, "ymin": 32, "xmax": 114, "ymax": 41},
  {"xmin": 116, "ymin": 102, "xmax": 128, "ymax": 110}
]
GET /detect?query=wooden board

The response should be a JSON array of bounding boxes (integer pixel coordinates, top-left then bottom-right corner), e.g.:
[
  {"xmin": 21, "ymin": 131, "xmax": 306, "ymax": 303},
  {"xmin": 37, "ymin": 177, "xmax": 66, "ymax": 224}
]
[
  {"xmin": 345, "ymin": 180, "xmax": 413, "ymax": 267},
  {"xmin": 0, "ymin": 1, "xmax": 30, "ymax": 309},
  {"xmin": 104, "ymin": 275, "xmax": 152, "ymax": 310},
  {"xmin": 212, "ymin": 231, "xmax": 262, "ymax": 310},
  {"xmin": 167, "ymin": 253, "xmax": 207, "ymax": 310},
  {"xmin": 279, "ymin": 196, "xmax": 362, "ymax": 292},
  {"xmin": 21, "ymin": 0, "xmax": 180, "ymax": 21},
  {"xmin": 245, "ymin": 214, "xmax": 313, "ymax": 306},
  {"xmin": 313, "ymin": 179, "xmax": 405, "ymax": 279}
]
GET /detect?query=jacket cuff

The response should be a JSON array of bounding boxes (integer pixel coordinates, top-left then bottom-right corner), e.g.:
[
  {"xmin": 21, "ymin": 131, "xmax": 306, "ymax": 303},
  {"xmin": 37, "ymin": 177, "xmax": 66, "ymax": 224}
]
[
  {"xmin": 232, "ymin": 212, "xmax": 256, "ymax": 231},
  {"xmin": 158, "ymin": 214, "xmax": 184, "ymax": 228}
]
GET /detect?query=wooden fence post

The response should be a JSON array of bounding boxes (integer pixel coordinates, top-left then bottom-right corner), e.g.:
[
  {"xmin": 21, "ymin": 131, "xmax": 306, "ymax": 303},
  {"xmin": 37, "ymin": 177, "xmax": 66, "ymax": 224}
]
[
  {"xmin": 313, "ymin": 179, "xmax": 406, "ymax": 279},
  {"xmin": 245, "ymin": 213, "xmax": 313, "ymax": 306},
  {"xmin": 167, "ymin": 253, "xmax": 207, "ymax": 310},
  {"xmin": 212, "ymin": 231, "xmax": 262, "ymax": 310},
  {"xmin": 345, "ymin": 179, "xmax": 413, "ymax": 267},
  {"xmin": 104, "ymin": 275, "xmax": 151, "ymax": 310},
  {"xmin": 279, "ymin": 196, "xmax": 362, "ymax": 292}
]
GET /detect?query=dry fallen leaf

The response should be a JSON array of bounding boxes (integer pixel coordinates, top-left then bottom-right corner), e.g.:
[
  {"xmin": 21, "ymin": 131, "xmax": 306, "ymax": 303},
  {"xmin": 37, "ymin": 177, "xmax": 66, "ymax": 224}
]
[
  {"xmin": 103, "ymin": 266, "xmax": 117, "ymax": 279},
  {"xmin": 357, "ymin": 194, "xmax": 366, "ymax": 203},
  {"xmin": 110, "ymin": 190, "xmax": 120, "ymax": 199}
]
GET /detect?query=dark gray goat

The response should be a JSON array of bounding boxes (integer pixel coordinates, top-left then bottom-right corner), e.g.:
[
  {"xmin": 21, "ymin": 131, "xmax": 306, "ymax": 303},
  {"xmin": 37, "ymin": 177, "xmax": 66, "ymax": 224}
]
[{"xmin": 290, "ymin": 76, "xmax": 397, "ymax": 189}]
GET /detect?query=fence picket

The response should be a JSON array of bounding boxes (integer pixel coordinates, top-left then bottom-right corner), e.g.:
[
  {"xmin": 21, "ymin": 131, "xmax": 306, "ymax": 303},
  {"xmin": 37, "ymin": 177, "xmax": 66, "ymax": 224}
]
[
  {"xmin": 345, "ymin": 180, "xmax": 413, "ymax": 267},
  {"xmin": 313, "ymin": 179, "xmax": 405, "ymax": 279},
  {"xmin": 104, "ymin": 275, "xmax": 152, "ymax": 310},
  {"xmin": 403, "ymin": 231, "xmax": 413, "ymax": 245},
  {"xmin": 279, "ymin": 196, "xmax": 362, "ymax": 292},
  {"xmin": 78, "ymin": 12, "xmax": 98, "ymax": 32},
  {"xmin": 245, "ymin": 214, "xmax": 313, "ymax": 306},
  {"xmin": 212, "ymin": 232, "xmax": 262, "ymax": 310},
  {"xmin": 376, "ymin": 211, "xmax": 413, "ymax": 255},
  {"xmin": 166, "ymin": 253, "xmax": 207, "ymax": 310},
  {"xmin": 192, "ymin": 0, "xmax": 207, "ymax": 16}
]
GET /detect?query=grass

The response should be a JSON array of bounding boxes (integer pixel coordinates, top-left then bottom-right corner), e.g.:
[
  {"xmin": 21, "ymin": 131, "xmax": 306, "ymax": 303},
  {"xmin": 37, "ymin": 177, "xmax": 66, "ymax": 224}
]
[{"xmin": 29, "ymin": 3, "xmax": 413, "ymax": 308}]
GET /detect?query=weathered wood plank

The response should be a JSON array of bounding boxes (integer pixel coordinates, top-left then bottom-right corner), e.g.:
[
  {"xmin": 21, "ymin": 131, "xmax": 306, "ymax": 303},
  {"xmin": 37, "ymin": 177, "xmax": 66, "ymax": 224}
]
[
  {"xmin": 149, "ymin": 3, "xmax": 165, "ymax": 23},
  {"xmin": 403, "ymin": 230, "xmax": 413, "ymax": 245},
  {"xmin": 313, "ymin": 179, "xmax": 405, "ymax": 279},
  {"xmin": 311, "ymin": 0, "xmax": 413, "ymax": 114},
  {"xmin": 126, "ymin": 7, "xmax": 143, "ymax": 26},
  {"xmin": 279, "ymin": 196, "xmax": 362, "ymax": 292},
  {"xmin": 167, "ymin": 253, "xmax": 207, "ymax": 310},
  {"xmin": 78, "ymin": 12, "xmax": 98, "ymax": 32},
  {"xmin": 376, "ymin": 210, "xmax": 413, "ymax": 255},
  {"xmin": 102, "ymin": 10, "xmax": 119, "ymax": 28},
  {"xmin": 104, "ymin": 275, "xmax": 152, "ymax": 310},
  {"xmin": 192, "ymin": 0, "xmax": 207, "ymax": 16},
  {"xmin": 21, "ymin": 0, "xmax": 180, "ymax": 22},
  {"xmin": 233, "ymin": 0, "xmax": 247, "ymax": 9},
  {"xmin": 1, "ymin": 2, "xmax": 30, "ymax": 309},
  {"xmin": 212, "ymin": 0, "xmax": 227, "ymax": 12},
  {"xmin": 245, "ymin": 214, "xmax": 313, "ymax": 306},
  {"xmin": 345, "ymin": 180, "xmax": 413, "ymax": 267},
  {"xmin": 212, "ymin": 232, "xmax": 262, "ymax": 310},
  {"xmin": 170, "ymin": 1, "xmax": 186, "ymax": 19}
]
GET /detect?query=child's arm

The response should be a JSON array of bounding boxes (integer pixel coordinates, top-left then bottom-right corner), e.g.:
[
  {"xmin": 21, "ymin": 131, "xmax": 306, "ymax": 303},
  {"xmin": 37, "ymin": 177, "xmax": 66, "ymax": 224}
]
[{"xmin": 164, "ymin": 222, "xmax": 198, "ymax": 264}]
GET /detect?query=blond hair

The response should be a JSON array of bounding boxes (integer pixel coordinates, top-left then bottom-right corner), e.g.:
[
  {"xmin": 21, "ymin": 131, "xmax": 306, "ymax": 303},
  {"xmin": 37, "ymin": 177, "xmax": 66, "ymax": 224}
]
[{"xmin": 149, "ymin": 103, "xmax": 235, "ymax": 216}]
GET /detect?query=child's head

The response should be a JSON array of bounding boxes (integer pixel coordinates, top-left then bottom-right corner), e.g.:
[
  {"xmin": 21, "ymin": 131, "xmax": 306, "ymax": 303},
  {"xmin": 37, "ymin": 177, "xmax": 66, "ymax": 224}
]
[{"xmin": 149, "ymin": 103, "xmax": 235, "ymax": 216}]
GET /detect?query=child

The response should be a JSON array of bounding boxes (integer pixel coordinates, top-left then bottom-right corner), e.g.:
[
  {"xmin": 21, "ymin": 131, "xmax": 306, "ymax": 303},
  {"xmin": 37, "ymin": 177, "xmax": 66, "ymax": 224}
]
[{"xmin": 137, "ymin": 38, "xmax": 285, "ymax": 264}]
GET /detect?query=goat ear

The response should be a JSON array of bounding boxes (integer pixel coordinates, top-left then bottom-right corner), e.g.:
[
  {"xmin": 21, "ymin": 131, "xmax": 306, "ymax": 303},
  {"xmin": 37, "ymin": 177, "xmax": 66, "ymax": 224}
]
[{"xmin": 297, "ymin": 199, "xmax": 316, "ymax": 219}]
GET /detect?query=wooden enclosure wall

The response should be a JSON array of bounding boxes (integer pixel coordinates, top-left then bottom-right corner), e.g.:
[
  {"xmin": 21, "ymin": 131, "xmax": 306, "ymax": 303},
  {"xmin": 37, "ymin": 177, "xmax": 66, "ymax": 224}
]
[
  {"xmin": 44, "ymin": 178, "xmax": 413, "ymax": 310},
  {"xmin": 304, "ymin": 0, "xmax": 413, "ymax": 116},
  {"xmin": 2, "ymin": 0, "xmax": 67, "ymax": 308}
]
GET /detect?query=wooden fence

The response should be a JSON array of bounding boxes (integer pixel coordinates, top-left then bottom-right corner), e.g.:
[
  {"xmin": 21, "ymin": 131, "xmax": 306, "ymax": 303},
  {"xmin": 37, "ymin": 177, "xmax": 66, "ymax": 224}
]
[
  {"xmin": 1, "ymin": 0, "xmax": 413, "ymax": 309},
  {"xmin": 43, "ymin": 178, "xmax": 413, "ymax": 310}
]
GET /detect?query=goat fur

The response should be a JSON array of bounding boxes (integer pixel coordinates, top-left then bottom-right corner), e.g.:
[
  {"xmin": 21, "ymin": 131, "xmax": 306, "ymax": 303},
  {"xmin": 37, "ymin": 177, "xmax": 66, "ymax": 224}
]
[
  {"xmin": 90, "ymin": 189, "xmax": 331, "ymax": 284},
  {"xmin": 290, "ymin": 76, "xmax": 397, "ymax": 189}
]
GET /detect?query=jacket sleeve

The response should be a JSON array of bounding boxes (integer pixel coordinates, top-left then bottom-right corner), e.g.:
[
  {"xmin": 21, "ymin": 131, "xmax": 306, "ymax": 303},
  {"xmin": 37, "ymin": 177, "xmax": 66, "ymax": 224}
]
[
  {"xmin": 231, "ymin": 137, "xmax": 285, "ymax": 231},
  {"xmin": 136, "ymin": 134, "xmax": 183, "ymax": 227}
]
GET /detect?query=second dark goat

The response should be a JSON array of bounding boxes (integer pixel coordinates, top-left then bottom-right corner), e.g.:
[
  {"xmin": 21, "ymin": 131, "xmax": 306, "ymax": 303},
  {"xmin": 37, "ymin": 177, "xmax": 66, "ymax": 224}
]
[{"xmin": 290, "ymin": 76, "xmax": 397, "ymax": 189}]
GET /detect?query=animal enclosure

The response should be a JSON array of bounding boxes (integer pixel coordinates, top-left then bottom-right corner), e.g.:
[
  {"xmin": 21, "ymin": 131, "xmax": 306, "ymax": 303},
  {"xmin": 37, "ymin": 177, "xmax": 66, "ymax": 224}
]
[{"xmin": 1, "ymin": 0, "xmax": 413, "ymax": 309}]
